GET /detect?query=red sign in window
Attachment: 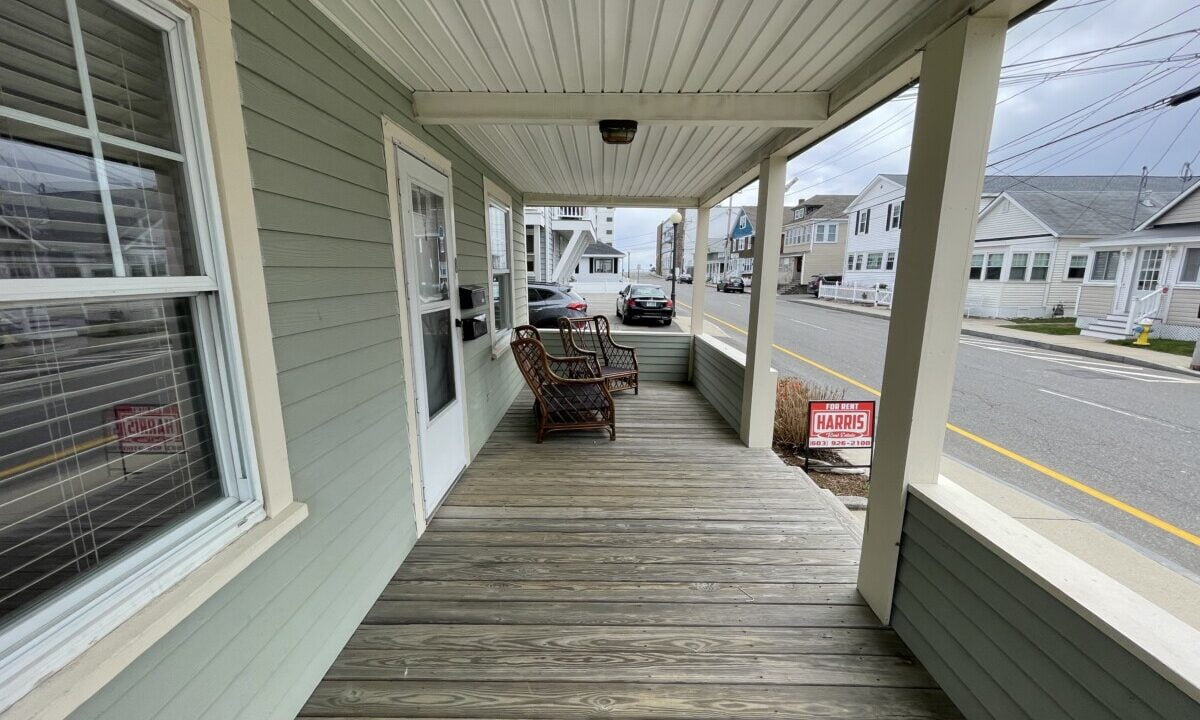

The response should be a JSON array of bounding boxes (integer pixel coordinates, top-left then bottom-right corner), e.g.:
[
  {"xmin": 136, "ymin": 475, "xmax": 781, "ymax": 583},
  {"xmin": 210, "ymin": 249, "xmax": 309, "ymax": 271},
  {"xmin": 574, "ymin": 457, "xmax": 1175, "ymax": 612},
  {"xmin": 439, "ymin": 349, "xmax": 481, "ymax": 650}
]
[
  {"xmin": 114, "ymin": 404, "xmax": 184, "ymax": 454},
  {"xmin": 807, "ymin": 400, "xmax": 876, "ymax": 449}
]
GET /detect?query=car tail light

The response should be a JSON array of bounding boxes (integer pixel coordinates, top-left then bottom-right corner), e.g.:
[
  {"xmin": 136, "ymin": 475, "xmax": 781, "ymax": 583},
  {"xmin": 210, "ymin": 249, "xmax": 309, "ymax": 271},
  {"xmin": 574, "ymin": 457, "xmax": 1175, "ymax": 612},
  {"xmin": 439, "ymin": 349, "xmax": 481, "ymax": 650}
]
[
  {"xmin": 566, "ymin": 301, "xmax": 587, "ymax": 311},
  {"xmin": 665, "ymin": 299, "xmax": 673, "ymax": 309},
  {"xmin": 626, "ymin": 299, "xmax": 635, "ymax": 309}
]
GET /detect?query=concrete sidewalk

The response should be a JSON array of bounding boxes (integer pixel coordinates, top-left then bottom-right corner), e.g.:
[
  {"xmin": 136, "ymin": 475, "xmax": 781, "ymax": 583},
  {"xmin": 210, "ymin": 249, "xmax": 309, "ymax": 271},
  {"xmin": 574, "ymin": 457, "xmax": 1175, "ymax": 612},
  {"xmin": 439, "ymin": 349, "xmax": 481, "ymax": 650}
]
[{"xmin": 785, "ymin": 296, "xmax": 1200, "ymax": 377}]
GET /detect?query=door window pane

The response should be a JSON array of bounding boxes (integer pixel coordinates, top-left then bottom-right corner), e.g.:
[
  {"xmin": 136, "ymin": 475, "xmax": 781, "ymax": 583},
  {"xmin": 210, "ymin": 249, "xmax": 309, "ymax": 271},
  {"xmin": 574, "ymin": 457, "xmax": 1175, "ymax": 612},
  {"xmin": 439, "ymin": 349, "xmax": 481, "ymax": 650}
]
[
  {"xmin": 103, "ymin": 143, "xmax": 199, "ymax": 276},
  {"xmin": 1, "ymin": 118, "xmax": 115, "ymax": 279},
  {"xmin": 410, "ymin": 183, "xmax": 448, "ymax": 303},
  {"xmin": 78, "ymin": 0, "xmax": 178, "ymax": 151},
  {"xmin": 420, "ymin": 309, "xmax": 455, "ymax": 417},
  {"xmin": 1135, "ymin": 249, "xmax": 1163, "ymax": 291},
  {"xmin": 0, "ymin": 297, "xmax": 223, "ymax": 623},
  {"xmin": 0, "ymin": 1, "xmax": 88, "ymax": 127}
]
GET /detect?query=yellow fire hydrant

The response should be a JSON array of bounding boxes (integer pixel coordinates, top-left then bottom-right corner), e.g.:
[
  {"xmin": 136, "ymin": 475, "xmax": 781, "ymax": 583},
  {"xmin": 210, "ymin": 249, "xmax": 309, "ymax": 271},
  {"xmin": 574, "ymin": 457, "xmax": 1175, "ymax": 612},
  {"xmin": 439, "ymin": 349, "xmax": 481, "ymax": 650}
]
[{"xmin": 1133, "ymin": 320, "xmax": 1153, "ymax": 346}]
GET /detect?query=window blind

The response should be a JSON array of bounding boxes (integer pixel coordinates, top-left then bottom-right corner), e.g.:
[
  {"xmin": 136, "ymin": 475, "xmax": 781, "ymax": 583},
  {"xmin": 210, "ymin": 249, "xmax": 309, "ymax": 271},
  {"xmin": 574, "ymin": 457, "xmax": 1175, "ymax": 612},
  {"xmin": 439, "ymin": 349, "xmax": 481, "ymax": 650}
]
[{"xmin": 0, "ymin": 297, "xmax": 222, "ymax": 621}]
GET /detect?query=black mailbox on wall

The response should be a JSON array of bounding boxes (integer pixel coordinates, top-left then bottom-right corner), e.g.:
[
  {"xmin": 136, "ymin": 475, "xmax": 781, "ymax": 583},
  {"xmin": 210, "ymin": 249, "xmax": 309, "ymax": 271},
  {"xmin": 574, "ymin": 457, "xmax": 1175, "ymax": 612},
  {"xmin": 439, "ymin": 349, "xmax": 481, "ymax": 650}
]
[
  {"xmin": 458, "ymin": 284, "xmax": 489, "ymax": 341},
  {"xmin": 460, "ymin": 315, "xmax": 488, "ymax": 341},
  {"xmin": 459, "ymin": 284, "xmax": 487, "ymax": 310}
]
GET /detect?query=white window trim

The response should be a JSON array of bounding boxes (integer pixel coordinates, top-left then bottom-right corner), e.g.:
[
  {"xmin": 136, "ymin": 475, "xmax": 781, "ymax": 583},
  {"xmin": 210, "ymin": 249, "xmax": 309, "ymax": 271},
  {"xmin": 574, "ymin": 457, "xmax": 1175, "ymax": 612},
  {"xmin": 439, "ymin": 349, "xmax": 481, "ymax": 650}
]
[
  {"xmin": 483, "ymin": 177, "xmax": 515, "ymax": 358},
  {"xmin": 1176, "ymin": 246, "xmax": 1200, "ymax": 286},
  {"xmin": 1087, "ymin": 249, "xmax": 1123, "ymax": 285},
  {"xmin": 983, "ymin": 252, "xmax": 1005, "ymax": 281},
  {"xmin": 1064, "ymin": 253, "xmax": 1089, "ymax": 282},
  {"xmin": 0, "ymin": 1, "xmax": 302, "ymax": 716},
  {"xmin": 1028, "ymin": 251, "xmax": 1051, "ymax": 282},
  {"xmin": 968, "ymin": 252, "xmax": 985, "ymax": 280},
  {"xmin": 1008, "ymin": 252, "xmax": 1030, "ymax": 282}
]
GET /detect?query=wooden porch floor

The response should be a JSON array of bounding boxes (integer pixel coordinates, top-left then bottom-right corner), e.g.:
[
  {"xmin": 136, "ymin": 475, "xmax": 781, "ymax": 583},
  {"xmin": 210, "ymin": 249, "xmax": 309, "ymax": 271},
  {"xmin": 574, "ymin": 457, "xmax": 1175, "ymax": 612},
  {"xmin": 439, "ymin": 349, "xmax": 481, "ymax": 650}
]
[{"xmin": 298, "ymin": 382, "xmax": 959, "ymax": 719}]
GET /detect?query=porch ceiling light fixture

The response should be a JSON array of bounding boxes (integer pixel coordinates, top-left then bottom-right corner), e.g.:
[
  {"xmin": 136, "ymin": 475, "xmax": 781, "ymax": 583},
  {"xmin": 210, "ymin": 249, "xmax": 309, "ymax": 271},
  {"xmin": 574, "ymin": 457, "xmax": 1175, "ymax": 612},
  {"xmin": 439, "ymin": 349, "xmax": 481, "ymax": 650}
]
[{"xmin": 599, "ymin": 119, "xmax": 637, "ymax": 144}]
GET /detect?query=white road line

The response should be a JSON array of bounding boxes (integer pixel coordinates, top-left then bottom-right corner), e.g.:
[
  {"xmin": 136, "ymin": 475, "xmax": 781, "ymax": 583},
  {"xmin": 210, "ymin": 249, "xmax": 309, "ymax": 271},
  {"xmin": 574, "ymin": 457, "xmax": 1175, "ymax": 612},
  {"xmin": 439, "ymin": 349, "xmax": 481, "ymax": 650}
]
[
  {"xmin": 959, "ymin": 338, "xmax": 1200, "ymax": 384},
  {"xmin": 788, "ymin": 318, "xmax": 830, "ymax": 331},
  {"xmin": 1036, "ymin": 389, "xmax": 1195, "ymax": 432}
]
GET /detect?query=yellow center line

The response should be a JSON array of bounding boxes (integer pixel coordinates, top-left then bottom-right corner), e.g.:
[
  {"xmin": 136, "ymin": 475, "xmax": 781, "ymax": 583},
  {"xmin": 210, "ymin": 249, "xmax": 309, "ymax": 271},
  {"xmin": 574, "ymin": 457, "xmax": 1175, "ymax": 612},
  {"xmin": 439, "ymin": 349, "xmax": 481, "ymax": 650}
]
[
  {"xmin": 0, "ymin": 434, "xmax": 116, "ymax": 481},
  {"xmin": 682, "ymin": 300, "xmax": 1200, "ymax": 548}
]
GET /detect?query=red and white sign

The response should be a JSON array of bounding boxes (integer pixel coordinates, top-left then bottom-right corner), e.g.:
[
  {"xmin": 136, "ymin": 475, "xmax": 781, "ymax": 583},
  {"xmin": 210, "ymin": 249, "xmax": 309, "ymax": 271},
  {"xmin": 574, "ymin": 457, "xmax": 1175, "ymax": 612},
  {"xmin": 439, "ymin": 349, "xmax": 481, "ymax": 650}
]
[
  {"xmin": 807, "ymin": 400, "xmax": 876, "ymax": 449},
  {"xmin": 115, "ymin": 404, "xmax": 184, "ymax": 454}
]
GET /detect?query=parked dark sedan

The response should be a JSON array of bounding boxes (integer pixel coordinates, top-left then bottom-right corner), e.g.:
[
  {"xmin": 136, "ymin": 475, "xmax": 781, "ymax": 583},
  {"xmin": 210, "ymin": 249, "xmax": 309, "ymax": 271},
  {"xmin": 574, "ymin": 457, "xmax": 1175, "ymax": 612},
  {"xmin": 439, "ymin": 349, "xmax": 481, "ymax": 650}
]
[
  {"xmin": 716, "ymin": 275, "xmax": 745, "ymax": 293},
  {"xmin": 807, "ymin": 273, "xmax": 842, "ymax": 296},
  {"xmin": 528, "ymin": 282, "xmax": 588, "ymax": 328},
  {"xmin": 616, "ymin": 284, "xmax": 673, "ymax": 325}
]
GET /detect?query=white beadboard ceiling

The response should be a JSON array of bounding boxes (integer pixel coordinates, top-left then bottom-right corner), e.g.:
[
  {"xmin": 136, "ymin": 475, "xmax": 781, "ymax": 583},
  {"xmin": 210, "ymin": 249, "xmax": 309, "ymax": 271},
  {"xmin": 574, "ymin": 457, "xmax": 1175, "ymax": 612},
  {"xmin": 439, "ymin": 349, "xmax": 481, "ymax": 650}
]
[{"xmin": 310, "ymin": 0, "xmax": 1037, "ymax": 205}]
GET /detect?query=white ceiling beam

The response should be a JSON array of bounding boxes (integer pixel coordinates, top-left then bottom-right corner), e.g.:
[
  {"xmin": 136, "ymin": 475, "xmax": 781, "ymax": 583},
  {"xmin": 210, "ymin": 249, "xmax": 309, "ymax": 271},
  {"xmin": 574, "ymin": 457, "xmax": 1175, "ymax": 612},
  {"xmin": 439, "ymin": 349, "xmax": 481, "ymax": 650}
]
[
  {"xmin": 523, "ymin": 193, "xmax": 701, "ymax": 209},
  {"xmin": 414, "ymin": 92, "xmax": 829, "ymax": 127}
]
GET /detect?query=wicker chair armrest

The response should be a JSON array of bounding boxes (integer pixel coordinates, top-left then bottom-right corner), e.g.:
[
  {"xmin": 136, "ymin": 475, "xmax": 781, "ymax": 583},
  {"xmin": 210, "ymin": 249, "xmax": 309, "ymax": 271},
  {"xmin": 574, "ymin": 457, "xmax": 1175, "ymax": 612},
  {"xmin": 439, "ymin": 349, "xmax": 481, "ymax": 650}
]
[{"xmin": 546, "ymin": 353, "xmax": 602, "ymax": 379}]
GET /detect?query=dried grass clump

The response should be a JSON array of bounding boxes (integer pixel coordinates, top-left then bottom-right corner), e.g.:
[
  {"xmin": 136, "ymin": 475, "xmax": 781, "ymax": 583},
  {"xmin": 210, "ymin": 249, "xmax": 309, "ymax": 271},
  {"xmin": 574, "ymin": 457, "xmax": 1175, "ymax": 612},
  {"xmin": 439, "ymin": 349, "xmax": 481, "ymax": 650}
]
[{"xmin": 774, "ymin": 377, "xmax": 846, "ymax": 447}]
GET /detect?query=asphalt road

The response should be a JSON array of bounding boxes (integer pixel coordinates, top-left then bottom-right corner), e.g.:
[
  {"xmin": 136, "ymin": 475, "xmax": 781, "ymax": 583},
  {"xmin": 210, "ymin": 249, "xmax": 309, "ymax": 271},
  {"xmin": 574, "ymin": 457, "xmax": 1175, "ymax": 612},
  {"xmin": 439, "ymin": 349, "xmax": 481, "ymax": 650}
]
[{"xmin": 637, "ymin": 278, "xmax": 1200, "ymax": 577}]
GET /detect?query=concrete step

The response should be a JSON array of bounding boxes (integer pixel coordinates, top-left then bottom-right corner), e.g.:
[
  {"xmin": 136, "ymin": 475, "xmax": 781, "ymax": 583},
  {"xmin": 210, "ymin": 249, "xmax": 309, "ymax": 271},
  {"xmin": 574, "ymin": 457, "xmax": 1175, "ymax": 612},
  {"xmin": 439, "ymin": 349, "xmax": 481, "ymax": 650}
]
[{"xmin": 1081, "ymin": 328, "xmax": 1133, "ymax": 340}]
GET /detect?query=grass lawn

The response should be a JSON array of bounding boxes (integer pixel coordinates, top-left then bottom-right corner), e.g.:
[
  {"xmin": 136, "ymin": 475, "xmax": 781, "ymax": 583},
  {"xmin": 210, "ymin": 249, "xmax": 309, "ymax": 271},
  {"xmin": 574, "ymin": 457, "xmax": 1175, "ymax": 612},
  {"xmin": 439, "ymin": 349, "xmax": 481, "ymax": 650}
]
[
  {"xmin": 1007, "ymin": 316, "xmax": 1077, "ymax": 324},
  {"xmin": 1107, "ymin": 338, "xmax": 1197, "ymax": 356},
  {"xmin": 1002, "ymin": 322, "xmax": 1082, "ymax": 336}
]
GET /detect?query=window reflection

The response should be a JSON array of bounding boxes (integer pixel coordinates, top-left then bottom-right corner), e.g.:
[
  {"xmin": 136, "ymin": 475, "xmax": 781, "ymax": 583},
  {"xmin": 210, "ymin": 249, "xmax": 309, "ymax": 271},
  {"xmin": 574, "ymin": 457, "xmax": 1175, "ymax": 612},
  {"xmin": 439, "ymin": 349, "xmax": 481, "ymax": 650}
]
[{"xmin": 0, "ymin": 298, "xmax": 222, "ymax": 622}]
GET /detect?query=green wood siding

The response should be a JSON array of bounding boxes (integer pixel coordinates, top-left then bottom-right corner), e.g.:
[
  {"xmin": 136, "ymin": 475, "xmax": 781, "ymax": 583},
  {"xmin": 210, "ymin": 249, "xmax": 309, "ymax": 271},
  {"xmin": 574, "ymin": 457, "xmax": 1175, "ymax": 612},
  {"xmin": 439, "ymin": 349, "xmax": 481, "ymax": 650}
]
[
  {"xmin": 538, "ymin": 331, "xmax": 692, "ymax": 382},
  {"xmin": 67, "ymin": 1, "xmax": 524, "ymax": 718},
  {"xmin": 693, "ymin": 335, "xmax": 749, "ymax": 435},
  {"xmin": 893, "ymin": 495, "xmax": 1197, "ymax": 720}
]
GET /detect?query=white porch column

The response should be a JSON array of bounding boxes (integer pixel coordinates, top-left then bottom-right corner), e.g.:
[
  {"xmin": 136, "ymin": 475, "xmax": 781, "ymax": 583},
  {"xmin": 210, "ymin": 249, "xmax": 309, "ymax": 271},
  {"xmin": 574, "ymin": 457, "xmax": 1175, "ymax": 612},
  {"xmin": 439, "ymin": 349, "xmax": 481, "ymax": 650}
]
[
  {"xmin": 739, "ymin": 153, "xmax": 786, "ymax": 447},
  {"xmin": 857, "ymin": 14, "xmax": 1007, "ymax": 622},
  {"xmin": 690, "ymin": 206, "xmax": 712, "ymax": 337}
]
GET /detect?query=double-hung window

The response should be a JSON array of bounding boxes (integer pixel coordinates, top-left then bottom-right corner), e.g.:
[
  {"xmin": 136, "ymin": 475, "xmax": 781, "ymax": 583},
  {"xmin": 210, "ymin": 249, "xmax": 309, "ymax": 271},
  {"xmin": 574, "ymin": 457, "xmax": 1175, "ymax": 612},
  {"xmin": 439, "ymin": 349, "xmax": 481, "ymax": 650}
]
[
  {"xmin": 1091, "ymin": 250, "xmax": 1120, "ymax": 281},
  {"xmin": 1066, "ymin": 254, "xmax": 1088, "ymax": 280},
  {"xmin": 1029, "ymin": 252, "xmax": 1051, "ymax": 281},
  {"xmin": 814, "ymin": 223, "xmax": 837, "ymax": 243},
  {"xmin": 886, "ymin": 201, "xmax": 903, "ymax": 230},
  {"xmin": 0, "ymin": 0, "xmax": 260, "ymax": 694},
  {"xmin": 885, "ymin": 251, "xmax": 896, "ymax": 271},
  {"xmin": 855, "ymin": 209, "xmax": 870, "ymax": 234},
  {"xmin": 984, "ymin": 253, "xmax": 1004, "ymax": 280},
  {"xmin": 1178, "ymin": 247, "xmax": 1200, "ymax": 284},
  {"xmin": 854, "ymin": 254, "xmax": 865, "ymax": 271},
  {"xmin": 483, "ymin": 179, "xmax": 514, "ymax": 353},
  {"xmin": 846, "ymin": 254, "xmax": 854, "ymax": 271},
  {"xmin": 969, "ymin": 253, "xmax": 984, "ymax": 280},
  {"xmin": 866, "ymin": 253, "xmax": 883, "ymax": 270},
  {"xmin": 1008, "ymin": 253, "xmax": 1029, "ymax": 281}
]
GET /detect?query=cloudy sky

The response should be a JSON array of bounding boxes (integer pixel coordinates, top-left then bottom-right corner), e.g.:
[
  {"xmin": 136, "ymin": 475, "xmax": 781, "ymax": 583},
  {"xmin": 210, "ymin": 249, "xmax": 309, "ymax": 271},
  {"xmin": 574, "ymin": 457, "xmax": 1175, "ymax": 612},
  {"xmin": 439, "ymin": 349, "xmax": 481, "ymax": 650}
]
[{"xmin": 612, "ymin": 0, "xmax": 1200, "ymax": 271}]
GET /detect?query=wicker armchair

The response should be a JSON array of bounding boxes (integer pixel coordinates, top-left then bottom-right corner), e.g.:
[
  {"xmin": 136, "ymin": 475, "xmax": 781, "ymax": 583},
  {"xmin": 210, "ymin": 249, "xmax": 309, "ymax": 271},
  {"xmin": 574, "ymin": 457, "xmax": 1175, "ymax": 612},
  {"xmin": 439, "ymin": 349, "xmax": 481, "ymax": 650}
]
[
  {"xmin": 511, "ymin": 334, "xmax": 615, "ymax": 443},
  {"xmin": 557, "ymin": 315, "xmax": 639, "ymax": 394}
]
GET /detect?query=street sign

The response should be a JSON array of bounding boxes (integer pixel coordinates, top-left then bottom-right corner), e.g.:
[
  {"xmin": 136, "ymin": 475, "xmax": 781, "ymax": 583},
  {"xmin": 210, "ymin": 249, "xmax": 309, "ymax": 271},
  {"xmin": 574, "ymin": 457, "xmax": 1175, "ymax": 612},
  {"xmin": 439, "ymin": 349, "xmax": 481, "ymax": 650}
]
[
  {"xmin": 807, "ymin": 400, "xmax": 876, "ymax": 449},
  {"xmin": 115, "ymin": 404, "xmax": 184, "ymax": 454}
]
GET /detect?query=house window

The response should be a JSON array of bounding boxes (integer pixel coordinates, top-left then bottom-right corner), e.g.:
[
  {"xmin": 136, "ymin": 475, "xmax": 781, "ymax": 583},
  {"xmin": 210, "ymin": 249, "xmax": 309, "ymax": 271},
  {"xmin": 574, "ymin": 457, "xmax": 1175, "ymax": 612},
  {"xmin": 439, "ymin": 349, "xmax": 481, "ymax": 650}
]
[
  {"xmin": 484, "ymin": 185, "xmax": 513, "ymax": 348},
  {"xmin": 866, "ymin": 253, "xmax": 883, "ymax": 270},
  {"xmin": 886, "ymin": 251, "xmax": 896, "ymax": 270},
  {"xmin": 1180, "ymin": 247, "xmax": 1200, "ymax": 284},
  {"xmin": 855, "ymin": 209, "xmax": 870, "ymax": 234},
  {"xmin": 1029, "ymin": 252, "xmax": 1050, "ymax": 281},
  {"xmin": 814, "ymin": 223, "xmax": 838, "ymax": 243},
  {"xmin": 1091, "ymin": 250, "xmax": 1120, "ymax": 281},
  {"xmin": 1066, "ymin": 254, "xmax": 1088, "ymax": 280},
  {"xmin": 592, "ymin": 258, "xmax": 615, "ymax": 273},
  {"xmin": 793, "ymin": 208, "xmax": 803, "ymax": 220},
  {"xmin": 1009, "ymin": 253, "xmax": 1029, "ymax": 281},
  {"xmin": 854, "ymin": 254, "xmax": 865, "ymax": 271},
  {"xmin": 984, "ymin": 253, "xmax": 1004, "ymax": 280},
  {"xmin": 847, "ymin": 254, "xmax": 854, "ymax": 271},
  {"xmin": 969, "ymin": 253, "xmax": 984, "ymax": 280},
  {"xmin": 886, "ymin": 201, "xmax": 903, "ymax": 230},
  {"xmin": 0, "ymin": 0, "xmax": 261, "ymax": 682}
]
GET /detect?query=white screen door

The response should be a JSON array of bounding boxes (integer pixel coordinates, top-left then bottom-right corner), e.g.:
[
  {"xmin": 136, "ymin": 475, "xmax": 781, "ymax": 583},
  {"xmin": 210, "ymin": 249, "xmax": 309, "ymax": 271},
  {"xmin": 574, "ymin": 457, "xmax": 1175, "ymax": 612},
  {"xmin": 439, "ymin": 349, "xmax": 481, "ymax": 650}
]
[{"xmin": 394, "ymin": 148, "xmax": 468, "ymax": 513}]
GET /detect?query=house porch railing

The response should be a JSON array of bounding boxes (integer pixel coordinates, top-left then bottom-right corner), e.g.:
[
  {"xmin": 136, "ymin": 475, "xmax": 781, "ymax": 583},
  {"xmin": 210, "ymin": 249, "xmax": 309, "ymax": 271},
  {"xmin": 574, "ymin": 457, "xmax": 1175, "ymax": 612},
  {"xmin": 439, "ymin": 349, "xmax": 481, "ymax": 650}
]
[
  {"xmin": 1127, "ymin": 288, "xmax": 1165, "ymax": 333},
  {"xmin": 818, "ymin": 281, "xmax": 893, "ymax": 307}
]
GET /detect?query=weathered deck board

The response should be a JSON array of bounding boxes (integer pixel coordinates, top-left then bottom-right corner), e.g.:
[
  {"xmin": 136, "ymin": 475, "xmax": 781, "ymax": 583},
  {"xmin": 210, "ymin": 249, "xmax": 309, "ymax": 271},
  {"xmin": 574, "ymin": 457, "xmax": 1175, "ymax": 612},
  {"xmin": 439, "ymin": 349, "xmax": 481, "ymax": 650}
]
[{"xmin": 298, "ymin": 382, "xmax": 958, "ymax": 719}]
